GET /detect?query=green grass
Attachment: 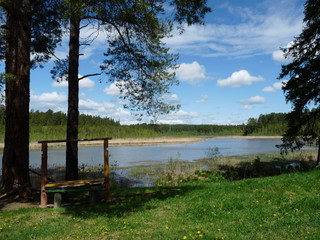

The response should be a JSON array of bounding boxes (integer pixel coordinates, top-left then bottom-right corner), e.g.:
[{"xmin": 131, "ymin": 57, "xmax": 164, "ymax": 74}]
[{"xmin": 1, "ymin": 170, "xmax": 320, "ymax": 240}]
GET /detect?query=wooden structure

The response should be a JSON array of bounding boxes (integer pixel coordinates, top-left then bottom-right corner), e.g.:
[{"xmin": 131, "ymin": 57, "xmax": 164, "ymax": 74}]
[{"xmin": 38, "ymin": 138, "xmax": 112, "ymax": 208}]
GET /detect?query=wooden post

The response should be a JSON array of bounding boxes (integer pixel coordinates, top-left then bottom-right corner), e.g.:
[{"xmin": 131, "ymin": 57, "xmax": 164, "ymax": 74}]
[
  {"xmin": 40, "ymin": 143, "xmax": 48, "ymax": 208},
  {"xmin": 103, "ymin": 139, "xmax": 110, "ymax": 201},
  {"xmin": 54, "ymin": 193, "xmax": 62, "ymax": 208}
]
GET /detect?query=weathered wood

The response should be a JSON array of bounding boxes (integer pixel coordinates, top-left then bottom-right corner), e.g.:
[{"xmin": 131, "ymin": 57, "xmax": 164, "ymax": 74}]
[
  {"xmin": 38, "ymin": 138, "xmax": 112, "ymax": 144},
  {"xmin": 45, "ymin": 179, "xmax": 104, "ymax": 188},
  {"xmin": 104, "ymin": 139, "xmax": 110, "ymax": 201},
  {"xmin": 53, "ymin": 193, "xmax": 62, "ymax": 208},
  {"xmin": 40, "ymin": 143, "xmax": 48, "ymax": 208},
  {"xmin": 43, "ymin": 188, "xmax": 105, "ymax": 193}
]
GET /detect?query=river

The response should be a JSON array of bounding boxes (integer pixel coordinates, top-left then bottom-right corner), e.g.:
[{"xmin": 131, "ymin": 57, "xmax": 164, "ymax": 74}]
[{"xmin": 0, "ymin": 138, "xmax": 284, "ymax": 170}]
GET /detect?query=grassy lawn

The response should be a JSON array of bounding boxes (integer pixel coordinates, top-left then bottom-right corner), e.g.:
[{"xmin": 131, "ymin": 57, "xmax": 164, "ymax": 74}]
[{"xmin": 1, "ymin": 169, "xmax": 320, "ymax": 240}]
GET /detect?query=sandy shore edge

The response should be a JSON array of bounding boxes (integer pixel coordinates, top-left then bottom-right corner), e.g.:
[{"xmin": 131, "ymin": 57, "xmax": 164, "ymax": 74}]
[{"xmin": 0, "ymin": 136, "xmax": 282, "ymax": 151}]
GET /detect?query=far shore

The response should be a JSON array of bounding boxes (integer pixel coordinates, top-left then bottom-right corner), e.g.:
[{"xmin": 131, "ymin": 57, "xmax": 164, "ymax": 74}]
[{"xmin": 0, "ymin": 136, "xmax": 282, "ymax": 151}]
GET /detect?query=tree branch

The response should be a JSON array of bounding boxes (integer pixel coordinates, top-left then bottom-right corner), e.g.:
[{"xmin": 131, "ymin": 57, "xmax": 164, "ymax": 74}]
[
  {"xmin": 78, "ymin": 73, "xmax": 101, "ymax": 81},
  {"xmin": 48, "ymin": 48, "xmax": 62, "ymax": 61}
]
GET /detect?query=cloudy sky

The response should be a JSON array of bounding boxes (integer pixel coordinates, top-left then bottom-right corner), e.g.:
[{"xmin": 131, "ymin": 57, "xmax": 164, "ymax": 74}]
[{"xmin": 10, "ymin": 0, "xmax": 307, "ymax": 125}]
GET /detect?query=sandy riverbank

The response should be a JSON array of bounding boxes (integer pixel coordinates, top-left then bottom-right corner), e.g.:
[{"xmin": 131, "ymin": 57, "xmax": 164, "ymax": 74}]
[{"xmin": 0, "ymin": 136, "xmax": 282, "ymax": 151}]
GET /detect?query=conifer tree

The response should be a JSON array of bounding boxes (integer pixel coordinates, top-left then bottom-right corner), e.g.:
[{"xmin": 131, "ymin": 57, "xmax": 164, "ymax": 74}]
[
  {"xmin": 53, "ymin": 0, "xmax": 211, "ymax": 180},
  {"xmin": 278, "ymin": 0, "xmax": 320, "ymax": 166},
  {"xmin": 0, "ymin": 0, "xmax": 62, "ymax": 192}
]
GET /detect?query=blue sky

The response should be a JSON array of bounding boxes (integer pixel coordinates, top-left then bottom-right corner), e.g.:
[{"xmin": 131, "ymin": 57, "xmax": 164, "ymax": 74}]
[{"xmin": 11, "ymin": 0, "xmax": 307, "ymax": 125}]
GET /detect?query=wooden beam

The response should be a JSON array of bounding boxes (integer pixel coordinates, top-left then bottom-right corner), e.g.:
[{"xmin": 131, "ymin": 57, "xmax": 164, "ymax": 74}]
[
  {"xmin": 40, "ymin": 143, "xmax": 48, "ymax": 208},
  {"xmin": 104, "ymin": 139, "xmax": 110, "ymax": 201},
  {"xmin": 38, "ymin": 138, "xmax": 112, "ymax": 144},
  {"xmin": 45, "ymin": 179, "xmax": 104, "ymax": 188}
]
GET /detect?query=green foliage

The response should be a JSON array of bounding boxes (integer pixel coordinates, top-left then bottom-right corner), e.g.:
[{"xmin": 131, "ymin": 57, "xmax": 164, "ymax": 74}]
[{"xmin": 244, "ymin": 112, "xmax": 288, "ymax": 136}]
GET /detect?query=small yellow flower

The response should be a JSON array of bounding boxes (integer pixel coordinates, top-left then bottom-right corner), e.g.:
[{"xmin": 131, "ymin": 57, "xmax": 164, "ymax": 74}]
[
  {"xmin": 273, "ymin": 214, "xmax": 277, "ymax": 217},
  {"xmin": 183, "ymin": 236, "xmax": 187, "ymax": 239},
  {"xmin": 165, "ymin": 226, "xmax": 169, "ymax": 230}
]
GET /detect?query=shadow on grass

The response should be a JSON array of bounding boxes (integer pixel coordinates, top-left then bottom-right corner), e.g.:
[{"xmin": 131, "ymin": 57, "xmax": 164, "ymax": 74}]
[
  {"xmin": 60, "ymin": 185, "xmax": 201, "ymax": 219},
  {"xmin": 215, "ymin": 158, "xmax": 316, "ymax": 180}
]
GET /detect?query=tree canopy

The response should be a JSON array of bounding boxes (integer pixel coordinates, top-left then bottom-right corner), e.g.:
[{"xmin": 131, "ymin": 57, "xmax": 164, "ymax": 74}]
[{"xmin": 49, "ymin": 0, "xmax": 211, "ymax": 180}]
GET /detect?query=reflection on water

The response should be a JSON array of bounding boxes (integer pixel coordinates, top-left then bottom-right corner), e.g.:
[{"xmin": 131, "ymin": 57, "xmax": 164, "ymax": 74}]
[{"xmin": 0, "ymin": 138, "xmax": 283, "ymax": 170}]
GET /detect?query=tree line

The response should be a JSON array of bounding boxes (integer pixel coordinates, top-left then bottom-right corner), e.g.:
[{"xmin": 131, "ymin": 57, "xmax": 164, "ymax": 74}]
[{"xmin": 0, "ymin": 107, "xmax": 295, "ymax": 140}]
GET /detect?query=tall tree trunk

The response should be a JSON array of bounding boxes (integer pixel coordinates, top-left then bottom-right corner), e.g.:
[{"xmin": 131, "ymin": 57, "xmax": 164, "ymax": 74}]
[
  {"xmin": 65, "ymin": 7, "xmax": 80, "ymax": 180},
  {"xmin": 1, "ymin": 0, "xmax": 31, "ymax": 191}
]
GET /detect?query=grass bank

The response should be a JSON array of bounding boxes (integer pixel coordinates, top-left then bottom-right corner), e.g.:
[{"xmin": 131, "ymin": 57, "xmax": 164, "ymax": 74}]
[{"xmin": 1, "ymin": 169, "xmax": 320, "ymax": 240}]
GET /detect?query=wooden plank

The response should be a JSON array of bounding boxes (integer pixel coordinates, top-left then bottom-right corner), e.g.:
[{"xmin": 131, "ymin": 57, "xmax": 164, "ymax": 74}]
[
  {"xmin": 44, "ymin": 188, "xmax": 105, "ymax": 193},
  {"xmin": 45, "ymin": 179, "xmax": 104, "ymax": 188},
  {"xmin": 38, "ymin": 138, "xmax": 112, "ymax": 144}
]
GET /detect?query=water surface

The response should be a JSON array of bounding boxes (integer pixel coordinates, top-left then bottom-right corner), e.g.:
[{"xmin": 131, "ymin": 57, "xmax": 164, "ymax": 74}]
[{"xmin": 0, "ymin": 138, "xmax": 284, "ymax": 170}]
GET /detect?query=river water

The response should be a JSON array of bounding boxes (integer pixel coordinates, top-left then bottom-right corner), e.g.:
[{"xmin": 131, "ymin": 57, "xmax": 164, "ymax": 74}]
[{"xmin": 0, "ymin": 138, "xmax": 284, "ymax": 170}]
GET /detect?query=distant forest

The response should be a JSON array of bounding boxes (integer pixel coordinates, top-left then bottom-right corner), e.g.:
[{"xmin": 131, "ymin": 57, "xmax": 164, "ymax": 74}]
[{"xmin": 0, "ymin": 106, "xmax": 288, "ymax": 141}]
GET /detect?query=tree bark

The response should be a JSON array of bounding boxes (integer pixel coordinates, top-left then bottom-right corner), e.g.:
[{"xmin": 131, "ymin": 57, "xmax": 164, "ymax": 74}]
[
  {"xmin": 65, "ymin": 6, "xmax": 80, "ymax": 180},
  {"xmin": 1, "ymin": 0, "xmax": 31, "ymax": 191}
]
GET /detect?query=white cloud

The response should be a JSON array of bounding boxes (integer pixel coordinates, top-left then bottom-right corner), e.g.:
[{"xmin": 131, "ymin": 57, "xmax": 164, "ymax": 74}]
[
  {"xmin": 197, "ymin": 95, "xmax": 209, "ymax": 103},
  {"xmin": 30, "ymin": 90, "xmax": 135, "ymax": 124},
  {"xmin": 239, "ymin": 96, "xmax": 266, "ymax": 105},
  {"xmin": 79, "ymin": 76, "xmax": 95, "ymax": 89},
  {"xmin": 262, "ymin": 81, "xmax": 287, "ymax": 92},
  {"xmin": 175, "ymin": 61, "xmax": 207, "ymax": 85},
  {"xmin": 30, "ymin": 91, "xmax": 68, "ymax": 111},
  {"xmin": 262, "ymin": 86, "xmax": 275, "ymax": 92},
  {"xmin": 31, "ymin": 91, "xmax": 67, "ymax": 103},
  {"xmin": 52, "ymin": 74, "xmax": 95, "ymax": 89},
  {"xmin": 165, "ymin": 1, "xmax": 303, "ymax": 58},
  {"xmin": 104, "ymin": 82, "xmax": 121, "ymax": 96},
  {"xmin": 272, "ymin": 49, "xmax": 287, "ymax": 62},
  {"xmin": 217, "ymin": 70, "xmax": 263, "ymax": 87},
  {"xmin": 273, "ymin": 81, "xmax": 286, "ymax": 90},
  {"xmin": 157, "ymin": 110, "xmax": 199, "ymax": 124},
  {"xmin": 241, "ymin": 105, "xmax": 253, "ymax": 110},
  {"xmin": 52, "ymin": 80, "xmax": 68, "ymax": 88},
  {"xmin": 162, "ymin": 94, "xmax": 180, "ymax": 104},
  {"xmin": 272, "ymin": 42, "xmax": 294, "ymax": 62}
]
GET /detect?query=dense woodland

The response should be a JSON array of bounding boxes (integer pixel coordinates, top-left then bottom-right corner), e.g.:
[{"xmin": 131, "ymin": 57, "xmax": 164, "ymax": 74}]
[{"xmin": 0, "ymin": 106, "xmax": 289, "ymax": 141}]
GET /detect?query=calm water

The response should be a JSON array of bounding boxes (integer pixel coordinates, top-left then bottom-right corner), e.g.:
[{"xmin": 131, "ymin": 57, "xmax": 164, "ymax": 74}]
[{"xmin": 0, "ymin": 138, "xmax": 283, "ymax": 170}]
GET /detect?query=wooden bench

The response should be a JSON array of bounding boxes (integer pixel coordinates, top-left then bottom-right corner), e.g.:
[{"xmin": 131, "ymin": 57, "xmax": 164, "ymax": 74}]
[
  {"xmin": 38, "ymin": 138, "xmax": 112, "ymax": 208},
  {"xmin": 44, "ymin": 179, "xmax": 105, "ymax": 208}
]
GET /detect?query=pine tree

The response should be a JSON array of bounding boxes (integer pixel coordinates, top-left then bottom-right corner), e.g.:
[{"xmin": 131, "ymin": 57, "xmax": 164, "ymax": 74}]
[
  {"xmin": 0, "ymin": 0, "xmax": 62, "ymax": 192},
  {"xmin": 53, "ymin": 0, "xmax": 211, "ymax": 180},
  {"xmin": 278, "ymin": 0, "xmax": 320, "ymax": 166}
]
